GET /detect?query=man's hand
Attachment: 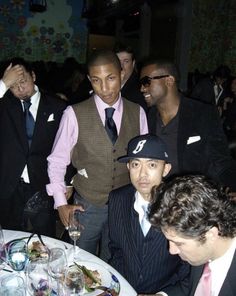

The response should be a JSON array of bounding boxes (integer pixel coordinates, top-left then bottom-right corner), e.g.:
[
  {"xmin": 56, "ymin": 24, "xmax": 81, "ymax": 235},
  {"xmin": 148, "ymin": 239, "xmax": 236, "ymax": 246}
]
[
  {"xmin": 2, "ymin": 64, "xmax": 24, "ymax": 89},
  {"xmin": 57, "ymin": 204, "xmax": 84, "ymax": 228}
]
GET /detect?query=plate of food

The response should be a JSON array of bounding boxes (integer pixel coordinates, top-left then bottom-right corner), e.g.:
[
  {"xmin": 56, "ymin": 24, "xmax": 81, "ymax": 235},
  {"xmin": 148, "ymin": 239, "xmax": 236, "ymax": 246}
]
[{"xmin": 74, "ymin": 261, "xmax": 120, "ymax": 295}]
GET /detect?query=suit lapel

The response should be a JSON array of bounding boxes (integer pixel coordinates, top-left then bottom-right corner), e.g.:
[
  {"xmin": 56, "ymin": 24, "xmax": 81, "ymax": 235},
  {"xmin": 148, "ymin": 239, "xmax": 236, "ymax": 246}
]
[
  {"xmin": 177, "ymin": 97, "xmax": 194, "ymax": 171},
  {"xmin": 123, "ymin": 191, "xmax": 143, "ymax": 267},
  {"xmin": 30, "ymin": 95, "xmax": 49, "ymax": 149},
  {"xmin": 8, "ymin": 97, "xmax": 28, "ymax": 153},
  {"xmin": 219, "ymin": 250, "xmax": 236, "ymax": 296}
]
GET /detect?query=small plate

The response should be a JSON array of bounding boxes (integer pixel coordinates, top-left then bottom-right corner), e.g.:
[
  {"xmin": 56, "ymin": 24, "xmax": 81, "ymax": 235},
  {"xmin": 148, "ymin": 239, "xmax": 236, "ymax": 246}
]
[{"xmin": 75, "ymin": 260, "xmax": 120, "ymax": 295}]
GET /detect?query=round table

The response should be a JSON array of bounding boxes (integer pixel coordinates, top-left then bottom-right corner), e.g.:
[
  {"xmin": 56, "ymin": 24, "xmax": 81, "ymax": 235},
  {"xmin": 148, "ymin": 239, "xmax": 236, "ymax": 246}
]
[{"xmin": 1, "ymin": 229, "xmax": 137, "ymax": 296}]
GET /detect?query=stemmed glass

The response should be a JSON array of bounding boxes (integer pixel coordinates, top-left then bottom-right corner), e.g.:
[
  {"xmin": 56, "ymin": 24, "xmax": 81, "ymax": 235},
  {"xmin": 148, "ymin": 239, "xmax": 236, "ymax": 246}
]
[
  {"xmin": 68, "ymin": 210, "xmax": 84, "ymax": 260},
  {"xmin": 63, "ymin": 265, "xmax": 84, "ymax": 295},
  {"xmin": 7, "ymin": 240, "xmax": 28, "ymax": 273},
  {"xmin": 48, "ymin": 247, "xmax": 67, "ymax": 295}
]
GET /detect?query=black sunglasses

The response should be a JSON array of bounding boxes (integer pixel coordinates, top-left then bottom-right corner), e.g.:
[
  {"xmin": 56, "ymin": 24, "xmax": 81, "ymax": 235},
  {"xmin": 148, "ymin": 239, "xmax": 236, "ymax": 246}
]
[{"xmin": 140, "ymin": 75, "xmax": 170, "ymax": 87}]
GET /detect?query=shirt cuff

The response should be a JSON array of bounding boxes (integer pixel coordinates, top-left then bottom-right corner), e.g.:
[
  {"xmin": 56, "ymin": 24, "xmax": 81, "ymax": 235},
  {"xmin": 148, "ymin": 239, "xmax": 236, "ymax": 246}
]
[
  {"xmin": 156, "ymin": 292, "xmax": 168, "ymax": 296},
  {"xmin": 46, "ymin": 183, "xmax": 68, "ymax": 208},
  {"xmin": 0, "ymin": 80, "xmax": 7, "ymax": 98}
]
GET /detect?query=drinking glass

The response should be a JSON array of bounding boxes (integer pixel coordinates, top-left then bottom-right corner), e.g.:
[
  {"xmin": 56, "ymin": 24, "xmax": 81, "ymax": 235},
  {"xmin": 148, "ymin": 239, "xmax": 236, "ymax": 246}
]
[
  {"xmin": 7, "ymin": 240, "xmax": 28, "ymax": 272},
  {"xmin": 64, "ymin": 265, "xmax": 84, "ymax": 295},
  {"xmin": 0, "ymin": 274, "xmax": 26, "ymax": 296},
  {"xmin": 48, "ymin": 247, "xmax": 67, "ymax": 295},
  {"xmin": 68, "ymin": 210, "xmax": 84, "ymax": 260},
  {"xmin": 0, "ymin": 225, "xmax": 6, "ymax": 269},
  {"xmin": 26, "ymin": 258, "xmax": 52, "ymax": 296}
]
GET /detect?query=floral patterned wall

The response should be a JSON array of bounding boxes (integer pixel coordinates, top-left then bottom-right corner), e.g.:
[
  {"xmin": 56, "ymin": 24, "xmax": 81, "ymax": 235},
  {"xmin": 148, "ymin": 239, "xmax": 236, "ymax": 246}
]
[
  {"xmin": 189, "ymin": 0, "xmax": 236, "ymax": 74},
  {"xmin": 0, "ymin": 0, "xmax": 88, "ymax": 63}
]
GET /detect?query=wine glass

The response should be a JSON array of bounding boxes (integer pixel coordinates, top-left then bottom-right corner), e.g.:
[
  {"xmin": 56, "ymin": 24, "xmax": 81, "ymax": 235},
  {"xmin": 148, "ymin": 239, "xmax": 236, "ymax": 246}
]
[
  {"xmin": 26, "ymin": 258, "xmax": 52, "ymax": 296},
  {"xmin": 68, "ymin": 210, "xmax": 84, "ymax": 260},
  {"xmin": 0, "ymin": 225, "xmax": 6, "ymax": 269},
  {"xmin": 63, "ymin": 265, "xmax": 84, "ymax": 295},
  {"xmin": 48, "ymin": 247, "xmax": 67, "ymax": 295},
  {"xmin": 0, "ymin": 274, "xmax": 26, "ymax": 296},
  {"xmin": 7, "ymin": 240, "xmax": 28, "ymax": 273}
]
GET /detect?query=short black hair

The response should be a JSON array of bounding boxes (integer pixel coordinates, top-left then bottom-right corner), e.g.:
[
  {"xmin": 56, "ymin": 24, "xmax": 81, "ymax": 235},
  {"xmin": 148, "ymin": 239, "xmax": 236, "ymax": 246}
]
[
  {"xmin": 113, "ymin": 42, "xmax": 135, "ymax": 60},
  {"xmin": 10, "ymin": 57, "xmax": 34, "ymax": 74},
  {"xmin": 87, "ymin": 49, "xmax": 122, "ymax": 74},
  {"xmin": 141, "ymin": 57, "xmax": 180, "ymax": 83}
]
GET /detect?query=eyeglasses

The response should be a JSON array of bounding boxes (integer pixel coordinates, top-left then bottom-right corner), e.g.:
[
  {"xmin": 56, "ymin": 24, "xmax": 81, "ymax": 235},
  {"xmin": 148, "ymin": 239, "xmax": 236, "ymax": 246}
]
[
  {"xmin": 139, "ymin": 75, "xmax": 170, "ymax": 87},
  {"xmin": 10, "ymin": 76, "xmax": 30, "ymax": 90}
]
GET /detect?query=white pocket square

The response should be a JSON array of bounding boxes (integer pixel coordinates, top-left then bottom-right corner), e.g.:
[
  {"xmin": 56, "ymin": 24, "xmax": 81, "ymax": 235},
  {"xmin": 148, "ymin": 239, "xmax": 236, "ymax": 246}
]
[
  {"xmin": 77, "ymin": 168, "xmax": 88, "ymax": 178},
  {"xmin": 187, "ymin": 136, "xmax": 201, "ymax": 145},
  {"xmin": 47, "ymin": 113, "xmax": 54, "ymax": 122}
]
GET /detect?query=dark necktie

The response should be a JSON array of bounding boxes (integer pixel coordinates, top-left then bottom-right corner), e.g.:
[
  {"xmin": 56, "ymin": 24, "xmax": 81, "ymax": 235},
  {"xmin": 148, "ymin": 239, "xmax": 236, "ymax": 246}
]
[
  {"xmin": 105, "ymin": 107, "xmax": 117, "ymax": 145},
  {"xmin": 23, "ymin": 99, "xmax": 35, "ymax": 147}
]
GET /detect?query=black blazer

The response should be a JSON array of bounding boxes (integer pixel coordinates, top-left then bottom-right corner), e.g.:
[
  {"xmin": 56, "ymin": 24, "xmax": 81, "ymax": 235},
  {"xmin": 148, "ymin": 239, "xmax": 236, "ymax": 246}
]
[
  {"xmin": 0, "ymin": 90, "xmax": 66, "ymax": 199},
  {"xmin": 185, "ymin": 251, "xmax": 236, "ymax": 296},
  {"xmin": 148, "ymin": 96, "xmax": 236, "ymax": 191},
  {"xmin": 108, "ymin": 184, "xmax": 189, "ymax": 294}
]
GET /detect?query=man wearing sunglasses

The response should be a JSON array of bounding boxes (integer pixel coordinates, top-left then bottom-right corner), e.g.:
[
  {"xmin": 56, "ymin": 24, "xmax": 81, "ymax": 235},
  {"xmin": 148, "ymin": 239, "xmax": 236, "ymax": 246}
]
[{"xmin": 139, "ymin": 58, "xmax": 236, "ymax": 193}]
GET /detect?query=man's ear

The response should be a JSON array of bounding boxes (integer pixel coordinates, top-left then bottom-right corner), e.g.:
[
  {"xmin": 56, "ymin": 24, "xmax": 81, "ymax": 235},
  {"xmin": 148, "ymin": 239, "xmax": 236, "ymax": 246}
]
[
  {"xmin": 127, "ymin": 162, "xmax": 130, "ymax": 171},
  {"xmin": 162, "ymin": 163, "xmax": 172, "ymax": 177},
  {"xmin": 87, "ymin": 74, "xmax": 91, "ymax": 82},
  {"xmin": 121, "ymin": 69, "xmax": 125, "ymax": 82},
  {"xmin": 166, "ymin": 75, "xmax": 175, "ymax": 87},
  {"xmin": 32, "ymin": 71, "xmax": 36, "ymax": 82},
  {"xmin": 205, "ymin": 227, "xmax": 219, "ymax": 242}
]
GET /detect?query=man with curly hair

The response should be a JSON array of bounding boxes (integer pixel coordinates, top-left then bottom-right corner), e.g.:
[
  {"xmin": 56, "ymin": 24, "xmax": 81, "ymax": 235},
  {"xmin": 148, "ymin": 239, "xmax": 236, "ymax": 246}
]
[{"xmin": 145, "ymin": 175, "xmax": 236, "ymax": 296}]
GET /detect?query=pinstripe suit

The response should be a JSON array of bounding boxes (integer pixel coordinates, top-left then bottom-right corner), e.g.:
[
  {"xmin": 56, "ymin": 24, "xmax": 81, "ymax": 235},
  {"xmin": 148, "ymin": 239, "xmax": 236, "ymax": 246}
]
[{"xmin": 108, "ymin": 184, "xmax": 190, "ymax": 294}]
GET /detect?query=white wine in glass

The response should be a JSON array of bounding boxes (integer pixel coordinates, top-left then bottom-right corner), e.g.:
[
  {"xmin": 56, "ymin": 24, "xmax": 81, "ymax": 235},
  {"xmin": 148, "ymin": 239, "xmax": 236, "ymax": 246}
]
[{"xmin": 68, "ymin": 210, "xmax": 84, "ymax": 260}]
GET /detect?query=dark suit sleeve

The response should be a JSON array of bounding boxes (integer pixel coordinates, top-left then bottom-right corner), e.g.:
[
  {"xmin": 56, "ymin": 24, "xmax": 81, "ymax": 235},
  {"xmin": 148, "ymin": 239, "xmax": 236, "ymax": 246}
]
[{"xmin": 205, "ymin": 105, "xmax": 236, "ymax": 191}]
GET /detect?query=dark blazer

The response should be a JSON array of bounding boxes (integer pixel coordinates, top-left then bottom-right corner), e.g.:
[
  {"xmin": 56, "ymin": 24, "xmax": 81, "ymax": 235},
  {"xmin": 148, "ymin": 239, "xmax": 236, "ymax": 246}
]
[
  {"xmin": 148, "ymin": 96, "xmax": 236, "ymax": 191},
  {"xmin": 0, "ymin": 89, "xmax": 66, "ymax": 199},
  {"xmin": 121, "ymin": 70, "xmax": 148, "ymax": 112},
  {"xmin": 185, "ymin": 251, "xmax": 236, "ymax": 296},
  {"xmin": 108, "ymin": 184, "xmax": 189, "ymax": 294}
]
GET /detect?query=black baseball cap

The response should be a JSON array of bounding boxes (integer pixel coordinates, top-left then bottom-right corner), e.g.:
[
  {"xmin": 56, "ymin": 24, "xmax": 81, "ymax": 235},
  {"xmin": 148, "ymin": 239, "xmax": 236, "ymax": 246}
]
[{"xmin": 118, "ymin": 134, "xmax": 169, "ymax": 163}]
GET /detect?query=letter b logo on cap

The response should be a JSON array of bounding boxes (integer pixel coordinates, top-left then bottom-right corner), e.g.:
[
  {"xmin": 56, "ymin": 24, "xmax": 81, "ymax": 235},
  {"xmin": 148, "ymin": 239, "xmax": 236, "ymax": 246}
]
[{"xmin": 132, "ymin": 140, "xmax": 147, "ymax": 154}]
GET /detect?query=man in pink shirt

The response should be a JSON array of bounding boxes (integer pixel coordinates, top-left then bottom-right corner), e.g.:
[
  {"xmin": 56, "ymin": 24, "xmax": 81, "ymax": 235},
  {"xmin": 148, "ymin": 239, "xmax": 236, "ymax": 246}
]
[{"xmin": 47, "ymin": 49, "xmax": 148, "ymax": 260}]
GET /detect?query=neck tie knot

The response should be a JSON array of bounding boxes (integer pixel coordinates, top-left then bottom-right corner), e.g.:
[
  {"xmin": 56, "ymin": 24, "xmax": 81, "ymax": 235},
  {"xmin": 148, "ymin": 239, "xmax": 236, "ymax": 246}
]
[
  {"xmin": 23, "ymin": 99, "xmax": 31, "ymax": 111},
  {"xmin": 105, "ymin": 107, "xmax": 115, "ymax": 119}
]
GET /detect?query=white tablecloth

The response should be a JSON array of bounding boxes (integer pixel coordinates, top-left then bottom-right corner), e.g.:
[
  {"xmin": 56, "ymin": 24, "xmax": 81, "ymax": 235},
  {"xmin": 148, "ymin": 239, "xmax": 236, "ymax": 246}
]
[{"xmin": 1, "ymin": 229, "xmax": 137, "ymax": 296}]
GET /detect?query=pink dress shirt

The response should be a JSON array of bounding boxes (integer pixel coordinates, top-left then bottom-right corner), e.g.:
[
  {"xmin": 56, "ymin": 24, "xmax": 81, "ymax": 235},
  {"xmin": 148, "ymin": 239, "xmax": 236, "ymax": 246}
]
[{"xmin": 47, "ymin": 94, "xmax": 148, "ymax": 208}]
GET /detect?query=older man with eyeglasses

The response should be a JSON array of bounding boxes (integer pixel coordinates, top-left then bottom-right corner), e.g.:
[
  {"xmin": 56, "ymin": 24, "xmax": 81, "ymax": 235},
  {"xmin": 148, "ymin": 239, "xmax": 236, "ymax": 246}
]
[
  {"xmin": 139, "ymin": 58, "xmax": 236, "ymax": 193},
  {"xmin": 0, "ymin": 58, "xmax": 68, "ymax": 236}
]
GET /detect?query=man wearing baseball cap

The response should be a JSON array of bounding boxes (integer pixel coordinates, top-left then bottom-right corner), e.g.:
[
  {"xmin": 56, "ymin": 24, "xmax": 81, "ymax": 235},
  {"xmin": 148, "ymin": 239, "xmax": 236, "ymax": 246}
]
[{"xmin": 108, "ymin": 134, "xmax": 189, "ymax": 295}]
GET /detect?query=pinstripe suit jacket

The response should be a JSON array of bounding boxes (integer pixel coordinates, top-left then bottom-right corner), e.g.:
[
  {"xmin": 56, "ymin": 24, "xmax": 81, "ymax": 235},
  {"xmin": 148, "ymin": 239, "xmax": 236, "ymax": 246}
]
[{"xmin": 108, "ymin": 184, "xmax": 190, "ymax": 294}]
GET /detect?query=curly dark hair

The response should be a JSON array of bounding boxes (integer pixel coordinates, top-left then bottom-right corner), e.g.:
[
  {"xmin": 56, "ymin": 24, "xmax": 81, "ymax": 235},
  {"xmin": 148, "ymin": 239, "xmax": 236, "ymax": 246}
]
[{"xmin": 148, "ymin": 175, "xmax": 236, "ymax": 242}]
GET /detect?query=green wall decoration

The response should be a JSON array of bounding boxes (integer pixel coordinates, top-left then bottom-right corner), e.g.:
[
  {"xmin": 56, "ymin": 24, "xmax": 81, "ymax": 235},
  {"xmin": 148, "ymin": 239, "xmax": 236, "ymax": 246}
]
[{"xmin": 0, "ymin": 0, "xmax": 88, "ymax": 63}]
